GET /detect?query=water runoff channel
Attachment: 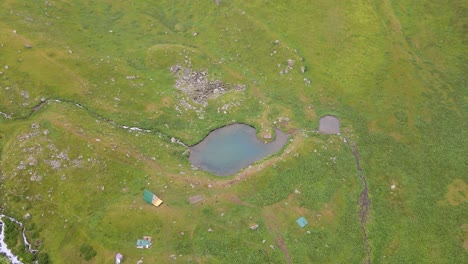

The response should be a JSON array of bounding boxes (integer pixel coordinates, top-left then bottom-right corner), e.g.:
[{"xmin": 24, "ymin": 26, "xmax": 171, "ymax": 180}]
[{"xmin": 0, "ymin": 214, "xmax": 38, "ymax": 264}]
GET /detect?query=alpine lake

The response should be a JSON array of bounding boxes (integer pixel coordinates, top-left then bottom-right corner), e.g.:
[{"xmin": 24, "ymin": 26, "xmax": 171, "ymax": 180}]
[{"xmin": 189, "ymin": 123, "xmax": 288, "ymax": 176}]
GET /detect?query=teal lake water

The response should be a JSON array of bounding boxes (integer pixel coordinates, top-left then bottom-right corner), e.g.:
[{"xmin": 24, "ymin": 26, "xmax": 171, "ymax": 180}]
[{"xmin": 189, "ymin": 123, "xmax": 288, "ymax": 176}]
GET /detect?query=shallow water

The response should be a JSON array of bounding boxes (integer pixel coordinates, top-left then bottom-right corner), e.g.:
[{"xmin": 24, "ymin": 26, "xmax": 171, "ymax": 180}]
[
  {"xmin": 319, "ymin": 115, "xmax": 340, "ymax": 134},
  {"xmin": 189, "ymin": 123, "xmax": 288, "ymax": 176}
]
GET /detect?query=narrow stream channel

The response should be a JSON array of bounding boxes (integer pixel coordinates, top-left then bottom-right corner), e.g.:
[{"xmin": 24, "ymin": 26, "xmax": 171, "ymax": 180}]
[
  {"xmin": 0, "ymin": 214, "xmax": 38, "ymax": 264},
  {"xmin": 0, "ymin": 215, "xmax": 22, "ymax": 264},
  {"xmin": 351, "ymin": 144, "xmax": 372, "ymax": 264},
  {"xmin": 1, "ymin": 98, "xmax": 189, "ymax": 148}
]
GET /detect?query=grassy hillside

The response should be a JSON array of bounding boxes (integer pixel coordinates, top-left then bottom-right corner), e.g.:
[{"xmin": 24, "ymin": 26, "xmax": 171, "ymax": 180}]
[{"xmin": 0, "ymin": 0, "xmax": 466, "ymax": 263}]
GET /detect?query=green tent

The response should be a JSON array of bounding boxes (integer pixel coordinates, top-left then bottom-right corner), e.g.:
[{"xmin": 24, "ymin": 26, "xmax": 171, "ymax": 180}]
[
  {"xmin": 143, "ymin": 189, "xmax": 163, "ymax": 207},
  {"xmin": 143, "ymin": 189, "xmax": 154, "ymax": 204}
]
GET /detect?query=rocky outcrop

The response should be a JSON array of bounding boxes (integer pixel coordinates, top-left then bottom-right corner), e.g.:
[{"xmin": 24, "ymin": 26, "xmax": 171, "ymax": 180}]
[{"xmin": 171, "ymin": 65, "xmax": 245, "ymax": 106}]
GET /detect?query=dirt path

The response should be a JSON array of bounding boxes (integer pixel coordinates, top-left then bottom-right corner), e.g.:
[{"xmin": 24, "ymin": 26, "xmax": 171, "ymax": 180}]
[
  {"xmin": 276, "ymin": 235, "xmax": 292, "ymax": 264},
  {"xmin": 262, "ymin": 209, "xmax": 292, "ymax": 264},
  {"xmin": 351, "ymin": 143, "xmax": 371, "ymax": 264},
  {"xmin": 226, "ymin": 194, "xmax": 257, "ymax": 208}
]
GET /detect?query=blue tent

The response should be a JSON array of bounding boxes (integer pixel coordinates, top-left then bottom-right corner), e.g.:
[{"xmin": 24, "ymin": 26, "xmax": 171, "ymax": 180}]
[
  {"xmin": 296, "ymin": 216, "xmax": 308, "ymax": 228},
  {"xmin": 136, "ymin": 239, "xmax": 151, "ymax": 248}
]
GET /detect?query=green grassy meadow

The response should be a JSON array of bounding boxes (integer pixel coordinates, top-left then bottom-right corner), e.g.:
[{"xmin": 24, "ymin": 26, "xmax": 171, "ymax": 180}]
[{"xmin": 0, "ymin": 0, "xmax": 466, "ymax": 263}]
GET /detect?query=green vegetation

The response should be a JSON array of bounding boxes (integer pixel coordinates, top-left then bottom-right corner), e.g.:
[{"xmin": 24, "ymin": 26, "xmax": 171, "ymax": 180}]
[
  {"xmin": 80, "ymin": 244, "xmax": 97, "ymax": 261},
  {"xmin": 37, "ymin": 253, "xmax": 50, "ymax": 264},
  {"xmin": 0, "ymin": 255, "xmax": 10, "ymax": 264},
  {"xmin": 0, "ymin": 0, "xmax": 466, "ymax": 263}
]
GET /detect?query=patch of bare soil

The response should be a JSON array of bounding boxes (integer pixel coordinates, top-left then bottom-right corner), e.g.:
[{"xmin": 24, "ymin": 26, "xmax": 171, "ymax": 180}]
[
  {"xmin": 276, "ymin": 236, "xmax": 292, "ymax": 264},
  {"xmin": 462, "ymin": 224, "xmax": 468, "ymax": 250},
  {"xmin": 262, "ymin": 209, "xmax": 292, "ymax": 264},
  {"xmin": 226, "ymin": 194, "xmax": 256, "ymax": 208},
  {"xmin": 442, "ymin": 179, "xmax": 467, "ymax": 206}
]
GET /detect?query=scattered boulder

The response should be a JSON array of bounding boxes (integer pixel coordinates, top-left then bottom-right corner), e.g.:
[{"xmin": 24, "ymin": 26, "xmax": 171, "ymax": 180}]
[
  {"xmin": 233, "ymin": 84, "xmax": 246, "ymax": 91},
  {"xmin": 171, "ymin": 65, "xmax": 245, "ymax": 105},
  {"xmin": 30, "ymin": 173, "xmax": 42, "ymax": 182},
  {"xmin": 250, "ymin": 224, "xmax": 259, "ymax": 230},
  {"xmin": 21, "ymin": 91, "xmax": 30, "ymax": 99},
  {"xmin": 189, "ymin": 194, "xmax": 204, "ymax": 204},
  {"xmin": 48, "ymin": 160, "xmax": 62, "ymax": 170},
  {"xmin": 170, "ymin": 64, "xmax": 183, "ymax": 73}
]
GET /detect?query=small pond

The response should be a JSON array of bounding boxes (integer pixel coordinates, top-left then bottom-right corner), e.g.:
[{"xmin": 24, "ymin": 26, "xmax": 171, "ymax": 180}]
[
  {"xmin": 189, "ymin": 123, "xmax": 288, "ymax": 176},
  {"xmin": 319, "ymin": 115, "xmax": 340, "ymax": 134}
]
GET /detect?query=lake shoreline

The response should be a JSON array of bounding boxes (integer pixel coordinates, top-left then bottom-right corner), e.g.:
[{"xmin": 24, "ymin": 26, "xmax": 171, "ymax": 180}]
[{"xmin": 189, "ymin": 123, "xmax": 288, "ymax": 176}]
